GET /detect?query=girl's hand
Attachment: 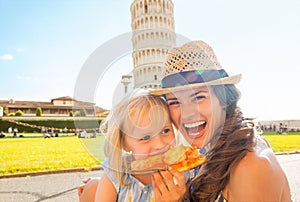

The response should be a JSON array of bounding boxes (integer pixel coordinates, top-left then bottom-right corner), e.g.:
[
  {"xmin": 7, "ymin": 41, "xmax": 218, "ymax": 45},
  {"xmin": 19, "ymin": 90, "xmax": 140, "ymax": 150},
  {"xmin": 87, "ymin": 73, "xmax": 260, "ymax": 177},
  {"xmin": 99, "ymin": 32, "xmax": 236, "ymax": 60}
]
[{"xmin": 152, "ymin": 167, "xmax": 186, "ymax": 202}]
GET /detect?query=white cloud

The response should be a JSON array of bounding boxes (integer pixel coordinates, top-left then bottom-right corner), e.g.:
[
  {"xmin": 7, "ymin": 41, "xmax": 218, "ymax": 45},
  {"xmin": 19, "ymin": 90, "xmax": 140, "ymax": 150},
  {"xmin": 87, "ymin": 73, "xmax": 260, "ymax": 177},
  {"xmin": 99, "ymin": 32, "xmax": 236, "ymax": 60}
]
[{"xmin": 0, "ymin": 54, "xmax": 14, "ymax": 60}]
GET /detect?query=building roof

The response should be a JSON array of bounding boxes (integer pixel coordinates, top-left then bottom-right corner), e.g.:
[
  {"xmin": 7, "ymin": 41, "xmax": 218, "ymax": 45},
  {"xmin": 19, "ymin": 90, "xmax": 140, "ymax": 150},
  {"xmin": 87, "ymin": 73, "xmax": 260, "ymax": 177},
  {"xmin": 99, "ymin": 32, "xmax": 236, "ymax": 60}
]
[
  {"xmin": 0, "ymin": 96, "xmax": 104, "ymax": 110},
  {"xmin": 51, "ymin": 96, "xmax": 74, "ymax": 101},
  {"xmin": 0, "ymin": 100, "xmax": 52, "ymax": 107}
]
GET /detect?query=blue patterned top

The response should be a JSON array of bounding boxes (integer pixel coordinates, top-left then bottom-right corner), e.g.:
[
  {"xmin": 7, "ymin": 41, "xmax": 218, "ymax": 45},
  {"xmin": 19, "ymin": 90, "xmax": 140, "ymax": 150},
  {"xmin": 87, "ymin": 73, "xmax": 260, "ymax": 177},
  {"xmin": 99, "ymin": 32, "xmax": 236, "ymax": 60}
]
[{"xmin": 102, "ymin": 157, "xmax": 202, "ymax": 202}]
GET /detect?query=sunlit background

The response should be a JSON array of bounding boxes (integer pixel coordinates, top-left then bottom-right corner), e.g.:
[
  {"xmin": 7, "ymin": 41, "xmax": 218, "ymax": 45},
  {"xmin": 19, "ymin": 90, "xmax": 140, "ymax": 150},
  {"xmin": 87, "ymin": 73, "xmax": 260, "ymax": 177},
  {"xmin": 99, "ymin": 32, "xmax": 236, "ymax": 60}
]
[{"xmin": 1, "ymin": 0, "xmax": 299, "ymax": 121}]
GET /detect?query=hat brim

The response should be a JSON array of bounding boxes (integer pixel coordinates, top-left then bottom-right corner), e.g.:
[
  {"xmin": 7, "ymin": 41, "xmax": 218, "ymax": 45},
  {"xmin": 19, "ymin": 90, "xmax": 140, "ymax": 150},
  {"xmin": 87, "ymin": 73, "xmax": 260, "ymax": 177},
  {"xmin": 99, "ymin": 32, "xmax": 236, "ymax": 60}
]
[{"xmin": 149, "ymin": 74, "xmax": 242, "ymax": 96}]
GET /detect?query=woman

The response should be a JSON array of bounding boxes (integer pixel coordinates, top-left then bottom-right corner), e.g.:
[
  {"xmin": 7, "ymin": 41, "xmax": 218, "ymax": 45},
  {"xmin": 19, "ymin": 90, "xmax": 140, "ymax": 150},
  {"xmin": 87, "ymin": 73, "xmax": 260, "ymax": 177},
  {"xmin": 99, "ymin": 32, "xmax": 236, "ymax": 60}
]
[{"xmin": 150, "ymin": 40, "xmax": 291, "ymax": 201}]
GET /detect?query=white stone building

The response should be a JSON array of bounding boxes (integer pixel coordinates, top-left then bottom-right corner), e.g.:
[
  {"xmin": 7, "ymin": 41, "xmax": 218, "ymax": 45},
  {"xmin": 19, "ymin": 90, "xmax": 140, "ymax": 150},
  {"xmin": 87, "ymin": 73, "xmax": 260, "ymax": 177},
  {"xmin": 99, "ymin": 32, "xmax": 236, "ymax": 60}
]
[{"xmin": 130, "ymin": 0, "xmax": 176, "ymax": 89}]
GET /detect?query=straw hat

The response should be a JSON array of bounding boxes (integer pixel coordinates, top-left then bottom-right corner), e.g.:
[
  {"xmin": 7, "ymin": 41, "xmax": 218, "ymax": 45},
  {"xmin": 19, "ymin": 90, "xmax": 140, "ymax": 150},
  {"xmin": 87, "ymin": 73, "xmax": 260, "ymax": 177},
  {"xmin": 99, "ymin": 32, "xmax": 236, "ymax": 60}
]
[{"xmin": 150, "ymin": 40, "xmax": 241, "ymax": 95}]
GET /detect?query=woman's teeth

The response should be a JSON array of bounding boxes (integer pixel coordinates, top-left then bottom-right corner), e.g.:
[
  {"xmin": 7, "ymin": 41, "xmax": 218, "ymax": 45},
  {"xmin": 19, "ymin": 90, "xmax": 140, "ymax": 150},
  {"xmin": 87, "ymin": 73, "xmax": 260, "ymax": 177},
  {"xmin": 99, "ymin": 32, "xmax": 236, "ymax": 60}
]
[
  {"xmin": 184, "ymin": 121, "xmax": 206, "ymax": 128},
  {"xmin": 184, "ymin": 121, "xmax": 206, "ymax": 137}
]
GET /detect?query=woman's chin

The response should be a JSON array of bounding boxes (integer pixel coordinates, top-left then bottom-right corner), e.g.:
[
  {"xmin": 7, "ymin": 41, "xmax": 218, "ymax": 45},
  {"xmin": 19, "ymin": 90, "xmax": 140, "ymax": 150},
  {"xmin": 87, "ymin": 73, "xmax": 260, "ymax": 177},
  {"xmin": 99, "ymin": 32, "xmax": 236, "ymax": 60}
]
[
  {"xmin": 191, "ymin": 140, "xmax": 204, "ymax": 148},
  {"xmin": 185, "ymin": 134, "xmax": 205, "ymax": 148}
]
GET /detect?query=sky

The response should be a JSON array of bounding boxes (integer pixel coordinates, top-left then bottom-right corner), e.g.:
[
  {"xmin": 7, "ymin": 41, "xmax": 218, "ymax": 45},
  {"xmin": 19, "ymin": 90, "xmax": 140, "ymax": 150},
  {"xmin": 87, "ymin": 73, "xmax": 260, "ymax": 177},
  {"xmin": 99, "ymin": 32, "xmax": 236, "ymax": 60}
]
[{"xmin": 0, "ymin": 0, "xmax": 299, "ymax": 121}]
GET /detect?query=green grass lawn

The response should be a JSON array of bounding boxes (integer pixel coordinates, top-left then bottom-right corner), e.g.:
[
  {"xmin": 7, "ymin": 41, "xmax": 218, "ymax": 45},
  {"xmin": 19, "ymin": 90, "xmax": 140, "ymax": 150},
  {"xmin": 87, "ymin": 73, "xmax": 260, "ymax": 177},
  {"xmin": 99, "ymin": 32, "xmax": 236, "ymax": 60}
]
[
  {"xmin": 262, "ymin": 132, "xmax": 300, "ymax": 153},
  {"xmin": 0, "ymin": 134, "xmax": 105, "ymax": 176},
  {"xmin": 0, "ymin": 132, "xmax": 299, "ymax": 176}
]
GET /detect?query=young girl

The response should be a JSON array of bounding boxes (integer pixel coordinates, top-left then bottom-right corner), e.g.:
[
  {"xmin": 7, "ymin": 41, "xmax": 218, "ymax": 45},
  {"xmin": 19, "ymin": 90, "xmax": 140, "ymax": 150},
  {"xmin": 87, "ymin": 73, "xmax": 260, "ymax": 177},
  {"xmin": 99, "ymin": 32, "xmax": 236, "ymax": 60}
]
[{"xmin": 79, "ymin": 88, "xmax": 186, "ymax": 201}]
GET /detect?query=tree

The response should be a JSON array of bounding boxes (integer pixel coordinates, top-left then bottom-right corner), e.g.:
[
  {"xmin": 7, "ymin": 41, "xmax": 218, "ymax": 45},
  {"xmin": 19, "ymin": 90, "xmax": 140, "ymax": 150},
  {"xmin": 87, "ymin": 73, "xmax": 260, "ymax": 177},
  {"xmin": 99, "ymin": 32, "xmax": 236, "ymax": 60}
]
[
  {"xmin": 74, "ymin": 109, "xmax": 87, "ymax": 117},
  {"xmin": 74, "ymin": 111, "xmax": 81, "ymax": 117},
  {"xmin": 80, "ymin": 108, "xmax": 87, "ymax": 117},
  {"xmin": 69, "ymin": 111, "xmax": 73, "ymax": 117},
  {"xmin": 36, "ymin": 107, "xmax": 42, "ymax": 116},
  {"xmin": 15, "ymin": 110, "xmax": 24, "ymax": 116},
  {"xmin": 2, "ymin": 105, "xmax": 9, "ymax": 116}
]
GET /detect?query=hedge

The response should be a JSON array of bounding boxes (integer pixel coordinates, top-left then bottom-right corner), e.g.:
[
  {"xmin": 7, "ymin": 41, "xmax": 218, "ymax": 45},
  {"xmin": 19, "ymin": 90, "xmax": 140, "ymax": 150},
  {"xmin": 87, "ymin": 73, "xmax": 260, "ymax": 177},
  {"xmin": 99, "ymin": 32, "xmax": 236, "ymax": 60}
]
[{"xmin": 0, "ymin": 117, "xmax": 103, "ymax": 133}]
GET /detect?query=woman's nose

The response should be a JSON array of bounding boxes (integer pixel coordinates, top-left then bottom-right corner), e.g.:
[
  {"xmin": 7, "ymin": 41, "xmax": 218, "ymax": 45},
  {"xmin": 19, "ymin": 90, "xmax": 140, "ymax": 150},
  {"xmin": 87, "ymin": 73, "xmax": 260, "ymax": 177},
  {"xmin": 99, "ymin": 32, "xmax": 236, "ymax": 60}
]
[{"xmin": 181, "ymin": 102, "xmax": 200, "ymax": 121}]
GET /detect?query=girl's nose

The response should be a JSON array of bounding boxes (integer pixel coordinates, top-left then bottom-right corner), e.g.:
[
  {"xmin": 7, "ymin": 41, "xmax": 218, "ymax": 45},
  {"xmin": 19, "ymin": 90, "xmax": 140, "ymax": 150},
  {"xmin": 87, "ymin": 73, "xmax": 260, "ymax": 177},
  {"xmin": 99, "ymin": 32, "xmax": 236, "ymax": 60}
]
[{"xmin": 151, "ymin": 135, "xmax": 171, "ymax": 152}]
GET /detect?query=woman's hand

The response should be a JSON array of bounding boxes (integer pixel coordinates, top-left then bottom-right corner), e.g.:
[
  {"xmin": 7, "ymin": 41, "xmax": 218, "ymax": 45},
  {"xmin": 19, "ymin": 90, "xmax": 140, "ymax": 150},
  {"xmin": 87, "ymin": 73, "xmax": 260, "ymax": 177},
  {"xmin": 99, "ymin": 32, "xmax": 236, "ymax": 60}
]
[
  {"xmin": 152, "ymin": 167, "xmax": 186, "ymax": 202},
  {"xmin": 77, "ymin": 178, "xmax": 92, "ymax": 197},
  {"xmin": 78, "ymin": 177, "xmax": 100, "ymax": 202}
]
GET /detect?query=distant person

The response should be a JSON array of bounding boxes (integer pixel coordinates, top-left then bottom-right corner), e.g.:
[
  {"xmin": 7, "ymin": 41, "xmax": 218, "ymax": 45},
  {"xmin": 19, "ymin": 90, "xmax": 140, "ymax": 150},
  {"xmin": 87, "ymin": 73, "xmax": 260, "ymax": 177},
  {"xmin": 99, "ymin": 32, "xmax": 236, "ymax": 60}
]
[
  {"xmin": 41, "ymin": 126, "xmax": 46, "ymax": 134},
  {"xmin": 279, "ymin": 122, "xmax": 284, "ymax": 134},
  {"xmin": 43, "ymin": 132, "xmax": 51, "ymax": 138},
  {"xmin": 91, "ymin": 130, "xmax": 97, "ymax": 138},
  {"xmin": 41, "ymin": 126, "xmax": 50, "ymax": 138},
  {"xmin": 284, "ymin": 124, "xmax": 288, "ymax": 134},
  {"xmin": 75, "ymin": 128, "xmax": 80, "ymax": 136},
  {"xmin": 78, "ymin": 130, "xmax": 87, "ymax": 138},
  {"xmin": 13, "ymin": 128, "xmax": 18, "ymax": 137},
  {"xmin": 64, "ymin": 127, "xmax": 68, "ymax": 134},
  {"xmin": 0, "ymin": 131, "xmax": 5, "ymax": 138},
  {"xmin": 48, "ymin": 127, "xmax": 54, "ymax": 137}
]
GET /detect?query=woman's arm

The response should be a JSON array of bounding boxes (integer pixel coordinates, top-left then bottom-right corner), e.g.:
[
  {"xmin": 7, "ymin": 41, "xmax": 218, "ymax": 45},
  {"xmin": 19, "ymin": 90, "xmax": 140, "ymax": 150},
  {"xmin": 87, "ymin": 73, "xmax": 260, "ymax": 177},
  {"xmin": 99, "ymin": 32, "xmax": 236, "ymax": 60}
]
[
  {"xmin": 94, "ymin": 173, "xmax": 118, "ymax": 202},
  {"xmin": 224, "ymin": 150, "xmax": 291, "ymax": 201},
  {"xmin": 152, "ymin": 168, "xmax": 187, "ymax": 202}
]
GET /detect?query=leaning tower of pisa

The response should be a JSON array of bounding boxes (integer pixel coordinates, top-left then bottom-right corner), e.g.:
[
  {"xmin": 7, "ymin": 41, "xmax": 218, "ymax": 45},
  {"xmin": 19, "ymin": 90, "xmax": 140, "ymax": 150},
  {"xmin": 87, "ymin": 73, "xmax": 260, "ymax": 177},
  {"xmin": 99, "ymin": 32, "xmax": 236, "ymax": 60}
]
[{"xmin": 130, "ymin": 0, "xmax": 176, "ymax": 89}]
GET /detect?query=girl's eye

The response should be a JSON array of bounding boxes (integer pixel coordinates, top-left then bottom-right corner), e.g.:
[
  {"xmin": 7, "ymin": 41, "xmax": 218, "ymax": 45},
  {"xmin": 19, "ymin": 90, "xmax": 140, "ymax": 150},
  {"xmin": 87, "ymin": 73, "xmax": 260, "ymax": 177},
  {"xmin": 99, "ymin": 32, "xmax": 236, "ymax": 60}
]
[
  {"xmin": 162, "ymin": 128, "xmax": 170, "ymax": 134},
  {"xmin": 140, "ymin": 135, "xmax": 151, "ymax": 141}
]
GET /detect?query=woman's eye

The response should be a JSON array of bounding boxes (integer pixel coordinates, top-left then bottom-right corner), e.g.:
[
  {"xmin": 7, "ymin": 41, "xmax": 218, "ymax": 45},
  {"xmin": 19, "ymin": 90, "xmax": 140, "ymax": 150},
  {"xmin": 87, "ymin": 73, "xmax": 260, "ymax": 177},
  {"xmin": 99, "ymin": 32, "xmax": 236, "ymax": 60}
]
[
  {"xmin": 193, "ymin": 95, "xmax": 206, "ymax": 101},
  {"xmin": 162, "ymin": 128, "xmax": 170, "ymax": 134},
  {"xmin": 140, "ymin": 135, "xmax": 151, "ymax": 141}
]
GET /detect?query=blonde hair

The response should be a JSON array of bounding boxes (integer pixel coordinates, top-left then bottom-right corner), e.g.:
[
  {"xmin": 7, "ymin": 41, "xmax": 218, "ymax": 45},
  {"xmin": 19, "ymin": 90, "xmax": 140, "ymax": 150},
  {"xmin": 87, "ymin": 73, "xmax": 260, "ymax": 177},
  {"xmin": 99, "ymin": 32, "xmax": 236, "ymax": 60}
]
[{"xmin": 100, "ymin": 88, "xmax": 172, "ymax": 186}]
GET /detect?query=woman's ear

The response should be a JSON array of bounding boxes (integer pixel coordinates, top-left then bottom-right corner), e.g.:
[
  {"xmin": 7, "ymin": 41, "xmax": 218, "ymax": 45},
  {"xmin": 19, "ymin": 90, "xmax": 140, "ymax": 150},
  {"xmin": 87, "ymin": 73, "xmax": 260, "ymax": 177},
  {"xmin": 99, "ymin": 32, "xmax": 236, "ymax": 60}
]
[
  {"xmin": 122, "ymin": 140, "xmax": 131, "ymax": 152},
  {"xmin": 123, "ymin": 146, "xmax": 130, "ymax": 152}
]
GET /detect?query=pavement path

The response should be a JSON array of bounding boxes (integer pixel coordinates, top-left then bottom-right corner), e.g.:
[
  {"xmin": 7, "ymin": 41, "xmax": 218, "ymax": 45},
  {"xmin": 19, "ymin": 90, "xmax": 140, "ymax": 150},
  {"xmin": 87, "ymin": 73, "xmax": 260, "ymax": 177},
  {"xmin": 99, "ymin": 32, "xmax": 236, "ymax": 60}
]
[
  {"xmin": 0, "ymin": 153, "xmax": 299, "ymax": 202},
  {"xmin": 276, "ymin": 153, "xmax": 300, "ymax": 202}
]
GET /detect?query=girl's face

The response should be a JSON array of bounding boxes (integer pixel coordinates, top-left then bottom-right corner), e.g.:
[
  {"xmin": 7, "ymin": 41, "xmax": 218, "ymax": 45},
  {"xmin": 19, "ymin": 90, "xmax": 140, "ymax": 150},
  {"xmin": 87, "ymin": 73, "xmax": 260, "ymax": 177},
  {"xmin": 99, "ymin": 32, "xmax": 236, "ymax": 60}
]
[
  {"xmin": 165, "ymin": 86, "xmax": 226, "ymax": 148},
  {"xmin": 123, "ymin": 108, "xmax": 175, "ymax": 160}
]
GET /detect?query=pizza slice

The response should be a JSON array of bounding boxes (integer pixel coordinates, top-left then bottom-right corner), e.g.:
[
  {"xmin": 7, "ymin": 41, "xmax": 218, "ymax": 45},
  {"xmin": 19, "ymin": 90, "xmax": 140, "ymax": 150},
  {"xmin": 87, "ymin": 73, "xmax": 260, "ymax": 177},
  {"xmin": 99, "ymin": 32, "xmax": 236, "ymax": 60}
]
[
  {"xmin": 131, "ymin": 145, "xmax": 206, "ymax": 173},
  {"xmin": 165, "ymin": 145, "xmax": 206, "ymax": 172},
  {"xmin": 130, "ymin": 154, "xmax": 166, "ymax": 172}
]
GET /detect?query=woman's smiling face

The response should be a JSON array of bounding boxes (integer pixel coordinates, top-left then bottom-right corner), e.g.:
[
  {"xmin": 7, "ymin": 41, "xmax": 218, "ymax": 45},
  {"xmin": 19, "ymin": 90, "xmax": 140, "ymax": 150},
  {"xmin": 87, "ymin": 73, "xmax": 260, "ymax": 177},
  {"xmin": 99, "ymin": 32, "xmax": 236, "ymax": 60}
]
[{"xmin": 165, "ymin": 86, "xmax": 226, "ymax": 148}]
